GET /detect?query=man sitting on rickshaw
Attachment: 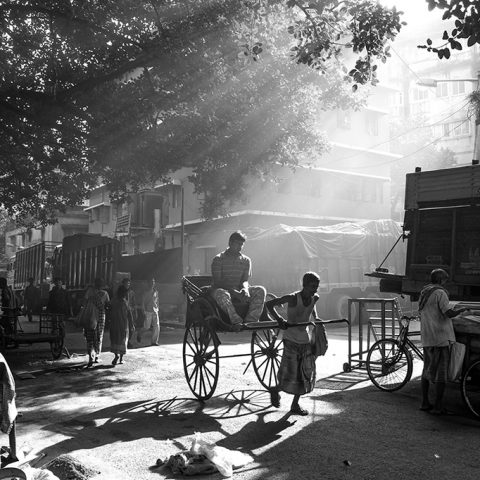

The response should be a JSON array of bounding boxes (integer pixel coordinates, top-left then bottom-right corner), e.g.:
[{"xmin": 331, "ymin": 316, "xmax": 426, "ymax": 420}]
[{"xmin": 211, "ymin": 231, "xmax": 266, "ymax": 326}]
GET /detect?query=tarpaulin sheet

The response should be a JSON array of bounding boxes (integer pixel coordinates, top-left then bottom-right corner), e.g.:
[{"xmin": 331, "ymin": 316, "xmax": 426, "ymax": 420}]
[{"xmin": 247, "ymin": 219, "xmax": 403, "ymax": 260}]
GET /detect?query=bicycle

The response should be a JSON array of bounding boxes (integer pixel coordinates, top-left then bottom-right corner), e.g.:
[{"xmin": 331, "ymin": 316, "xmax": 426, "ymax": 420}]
[{"xmin": 366, "ymin": 315, "xmax": 423, "ymax": 392}]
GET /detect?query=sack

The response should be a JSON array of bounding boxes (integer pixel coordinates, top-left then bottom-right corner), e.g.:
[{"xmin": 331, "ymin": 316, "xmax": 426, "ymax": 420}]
[
  {"xmin": 311, "ymin": 322, "xmax": 328, "ymax": 358},
  {"xmin": 77, "ymin": 298, "xmax": 99, "ymax": 330},
  {"xmin": 448, "ymin": 341, "xmax": 466, "ymax": 381}
]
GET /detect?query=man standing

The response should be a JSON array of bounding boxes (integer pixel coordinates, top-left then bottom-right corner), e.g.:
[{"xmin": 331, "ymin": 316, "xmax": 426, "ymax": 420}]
[
  {"xmin": 122, "ymin": 278, "xmax": 137, "ymax": 348},
  {"xmin": 139, "ymin": 279, "xmax": 160, "ymax": 346},
  {"xmin": 211, "ymin": 231, "xmax": 266, "ymax": 326},
  {"xmin": 47, "ymin": 278, "xmax": 72, "ymax": 320},
  {"xmin": 418, "ymin": 268, "xmax": 469, "ymax": 415},
  {"xmin": 23, "ymin": 277, "xmax": 40, "ymax": 322}
]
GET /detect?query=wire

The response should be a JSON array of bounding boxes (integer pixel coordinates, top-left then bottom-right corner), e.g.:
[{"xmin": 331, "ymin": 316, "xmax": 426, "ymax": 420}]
[
  {"xmin": 326, "ymin": 97, "xmax": 470, "ymax": 164},
  {"xmin": 347, "ymin": 115, "xmax": 474, "ymax": 170}
]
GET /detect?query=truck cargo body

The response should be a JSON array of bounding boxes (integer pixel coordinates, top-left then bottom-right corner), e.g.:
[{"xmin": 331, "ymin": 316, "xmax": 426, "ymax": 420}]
[
  {"xmin": 55, "ymin": 234, "xmax": 122, "ymax": 293},
  {"xmin": 12, "ymin": 242, "xmax": 57, "ymax": 291},
  {"xmin": 245, "ymin": 219, "xmax": 406, "ymax": 318},
  {"xmin": 12, "ymin": 234, "xmax": 183, "ymax": 314},
  {"xmin": 379, "ymin": 164, "xmax": 480, "ymax": 301}
]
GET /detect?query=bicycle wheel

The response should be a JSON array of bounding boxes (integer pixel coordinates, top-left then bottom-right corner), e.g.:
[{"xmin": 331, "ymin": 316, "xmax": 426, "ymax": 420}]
[
  {"xmin": 183, "ymin": 320, "xmax": 219, "ymax": 401},
  {"xmin": 462, "ymin": 359, "xmax": 480, "ymax": 418},
  {"xmin": 366, "ymin": 338, "xmax": 413, "ymax": 392}
]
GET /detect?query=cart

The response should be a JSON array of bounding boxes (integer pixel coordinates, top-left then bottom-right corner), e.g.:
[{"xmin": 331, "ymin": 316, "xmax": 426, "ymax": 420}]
[
  {"xmin": 0, "ymin": 308, "xmax": 67, "ymax": 360},
  {"xmin": 181, "ymin": 276, "xmax": 349, "ymax": 401},
  {"xmin": 365, "ymin": 312, "xmax": 480, "ymax": 418}
]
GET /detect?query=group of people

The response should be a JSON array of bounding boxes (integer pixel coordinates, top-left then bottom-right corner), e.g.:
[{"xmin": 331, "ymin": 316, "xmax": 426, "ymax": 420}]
[
  {"xmin": 2, "ymin": 230, "xmax": 470, "ymax": 416},
  {"xmin": 210, "ymin": 231, "xmax": 471, "ymax": 417},
  {"xmin": 79, "ymin": 277, "xmax": 160, "ymax": 368}
]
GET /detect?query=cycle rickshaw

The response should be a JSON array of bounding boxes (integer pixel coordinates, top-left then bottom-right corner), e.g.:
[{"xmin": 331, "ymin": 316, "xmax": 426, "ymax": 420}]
[{"xmin": 181, "ymin": 275, "xmax": 348, "ymax": 401}]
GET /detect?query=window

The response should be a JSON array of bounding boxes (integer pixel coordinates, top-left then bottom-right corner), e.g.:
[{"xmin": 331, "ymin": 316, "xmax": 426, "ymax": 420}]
[
  {"xmin": 451, "ymin": 81, "xmax": 465, "ymax": 96},
  {"xmin": 436, "ymin": 82, "xmax": 448, "ymax": 97},
  {"xmin": 442, "ymin": 120, "xmax": 471, "ymax": 137},
  {"xmin": 412, "ymin": 88, "xmax": 428, "ymax": 101},
  {"xmin": 366, "ymin": 114, "xmax": 379, "ymax": 136},
  {"xmin": 172, "ymin": 186, "xmax": 181, "ymax": 208}
]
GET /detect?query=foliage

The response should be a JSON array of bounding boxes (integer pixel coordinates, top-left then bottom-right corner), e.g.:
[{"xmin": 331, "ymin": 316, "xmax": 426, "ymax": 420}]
[
  {"xmin": 0, "ymin": 0, "xmax": 404, "ymax": 226},
  {"xmin": 281, "ymin": 0, "xmax": 405, "ymax": 86},
  {"xmin": 419, "ymin": 0, "xmax": 480, "ymax": 58},
  {"xmin": 468, "ymin": 90, "xmax": 480, "ymax": 120}
]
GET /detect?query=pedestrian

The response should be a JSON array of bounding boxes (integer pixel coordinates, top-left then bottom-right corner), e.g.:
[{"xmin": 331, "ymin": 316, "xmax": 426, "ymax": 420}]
[
  {"xmin": 110, "ymin": 284, "xmax": 133, "ymax": 366},
  {"xmin": 0, "ymin": 277, "xmax": 17, "ymax": 335},
  {"xmin": 139, "ymin": 278, "xmax": 160, "ymax": 346},
  {"xmin": 23, "ymin": 277, "xmax": 40, "ymax": 322},
  {"xmin": 418, "ymin": 268, "xmax": 469, "ymax": 415},
  {"xmin": 122, "ymin": 278, "xmax": 137, "ymax": 348},
  {"xmin": 47, "ymin": 277, "xmax": 72, "ymax": 322},
  {"xmin": 82, "ymin": 278, "xmax": 110, "ymax": 367},
  {"xmin": 265, "ymin": 271, "xmax": 324, "ymax": 416},
  {"xmin": 211, "ymin": 231, "xmax": 266, "ymax": 327}
]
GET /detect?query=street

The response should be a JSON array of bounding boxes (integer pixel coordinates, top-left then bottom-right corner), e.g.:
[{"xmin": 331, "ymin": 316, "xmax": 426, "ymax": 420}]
[{"xmin": 2, "ymin": 319, "xmax": 480, "ymax": 480}]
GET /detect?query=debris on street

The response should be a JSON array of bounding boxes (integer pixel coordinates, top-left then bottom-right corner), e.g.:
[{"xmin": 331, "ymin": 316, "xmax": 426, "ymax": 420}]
[{"xmin": 42, "ymin": 454, "xmax": 99, "ymax": 480}]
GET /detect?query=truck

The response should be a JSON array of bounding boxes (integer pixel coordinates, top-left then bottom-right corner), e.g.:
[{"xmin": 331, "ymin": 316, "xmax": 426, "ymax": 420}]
[
  {"xmin": 245, "ymin": 218, "xmax": 407, "ymax": 319},
  {"xmin": 9, "ymin": 233, "xmax": 183, "ymax": 315},
  {"xmin": 373, "ymin": 163, "xmax": 480, "ymax": 302}
]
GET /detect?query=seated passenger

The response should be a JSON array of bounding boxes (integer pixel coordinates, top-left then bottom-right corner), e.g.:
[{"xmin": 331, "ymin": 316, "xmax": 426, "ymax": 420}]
[{"xmin": 211, "ymin": 231, "xmax": 266, "ymax": 325}]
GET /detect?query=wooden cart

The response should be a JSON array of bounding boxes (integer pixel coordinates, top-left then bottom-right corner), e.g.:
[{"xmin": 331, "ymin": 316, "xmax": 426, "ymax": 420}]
[{"xmin": 0, "ymin": 308, "xmax": 66, "ymax": 360}]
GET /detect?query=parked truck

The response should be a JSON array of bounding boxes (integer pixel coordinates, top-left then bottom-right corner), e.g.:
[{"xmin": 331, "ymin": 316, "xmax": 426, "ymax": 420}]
[
  {"xmin": 373, "ymin": 164, "xmax": 480, "ymax": 302},
  {"xmin": 245, "ymin": 218, "xmax": 406, "ymax": 319},
  {"xmin": 9, "ymin": 233, "xmax": 183, "ymax": 315}
]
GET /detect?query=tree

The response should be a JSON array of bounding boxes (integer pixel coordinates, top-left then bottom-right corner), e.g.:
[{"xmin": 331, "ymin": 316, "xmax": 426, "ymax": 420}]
[
  {"xmin": 0, "ymin": 0, "xmax": 405, "ymax": 226},
  {"xmin": 420, "ymin": 0, "xmax": 480, "ymax": 58}
]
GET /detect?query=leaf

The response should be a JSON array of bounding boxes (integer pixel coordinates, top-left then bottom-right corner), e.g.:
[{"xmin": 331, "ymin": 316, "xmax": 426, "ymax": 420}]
[
  {"xmin": 468, "ymin": 35, "xmax": 477, "ymax": 47},
  {"xmin": 442, "ymin": 30, "xmax": 449, "ymax": 40},
  {"xmin": 427, "ymin": 38, "xmax": 432, "ymax": 45}
]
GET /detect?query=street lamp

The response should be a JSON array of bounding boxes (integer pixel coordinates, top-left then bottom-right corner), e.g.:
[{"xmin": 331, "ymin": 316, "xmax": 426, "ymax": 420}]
[{"xmin": 416, "ymin": 72, "xmax": 480, "ymax": 164}]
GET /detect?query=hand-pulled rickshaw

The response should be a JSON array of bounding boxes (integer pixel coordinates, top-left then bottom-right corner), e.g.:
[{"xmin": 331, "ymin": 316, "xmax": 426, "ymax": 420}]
[{"xmin": 181, "ymin": 275, "xmax": 348, "ymax": 401}]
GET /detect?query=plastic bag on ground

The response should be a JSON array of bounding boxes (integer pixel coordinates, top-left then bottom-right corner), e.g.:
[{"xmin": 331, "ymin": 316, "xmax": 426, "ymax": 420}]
[{"xmin": 190, "ymin": 432, "xmax": 253, "ymax": 478}]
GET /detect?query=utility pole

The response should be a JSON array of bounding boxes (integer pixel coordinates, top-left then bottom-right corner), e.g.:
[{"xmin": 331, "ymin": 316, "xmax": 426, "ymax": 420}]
[
  {"xmin": 180, "ymin": 184, "xmax": 185, "ymax": 276},
  {"xmin": 472, "ymin": 71, "xmax": 480, "ymax": 165}
]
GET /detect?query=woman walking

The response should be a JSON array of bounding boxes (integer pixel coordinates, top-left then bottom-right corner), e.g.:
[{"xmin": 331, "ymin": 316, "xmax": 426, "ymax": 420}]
[
  {"xmin": 109, "ymin": 284, "xmax": 132, "ymax": 366},
  {"xmin": 83, "ymin": 278, "xmax": 110, "ymax": 368}
]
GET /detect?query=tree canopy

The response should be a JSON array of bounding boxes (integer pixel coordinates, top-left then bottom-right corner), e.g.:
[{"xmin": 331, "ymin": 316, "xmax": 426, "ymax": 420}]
[
  {"xmin": 421, "ymin": 0, "xmax": 480, "ymax": 58},
  {"xmin": 0, "ymin": 0, "xmax": 405, "ymax": 226}
]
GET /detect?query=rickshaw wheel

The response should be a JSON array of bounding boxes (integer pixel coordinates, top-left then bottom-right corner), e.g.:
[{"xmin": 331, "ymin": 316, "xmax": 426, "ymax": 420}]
[
  {"xmin": 251, "ymin": 328, "xmax": 283, "ymax": 390},
  {"xmin": 183, "ymin": 320, "xmax": 219, "ymax": 401}
]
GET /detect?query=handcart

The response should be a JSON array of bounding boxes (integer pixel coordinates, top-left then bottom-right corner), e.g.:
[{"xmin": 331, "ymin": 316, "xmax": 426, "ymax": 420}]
[
  {"xmin": 182, "ymin": 276, "xmax": 349, "ymax": 401},
  {"xmin": 365, "ymin": 312, "xmax": 480, "ymax": 418},
  {"xmin": 0, "ymin": 308, "xmax": 66, "ymax": 360}
]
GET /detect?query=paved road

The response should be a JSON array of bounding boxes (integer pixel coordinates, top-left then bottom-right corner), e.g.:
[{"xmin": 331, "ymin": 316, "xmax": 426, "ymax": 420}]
[{"xmin": 4, "ymin": 317, "xmax": 480, "ymax": 480}]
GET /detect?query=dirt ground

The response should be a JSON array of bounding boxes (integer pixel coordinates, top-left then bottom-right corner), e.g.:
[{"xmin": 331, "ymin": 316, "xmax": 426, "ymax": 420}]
[{"xmin": 3, "ymin": 319, "xmax": 480, "ymax": 480}]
